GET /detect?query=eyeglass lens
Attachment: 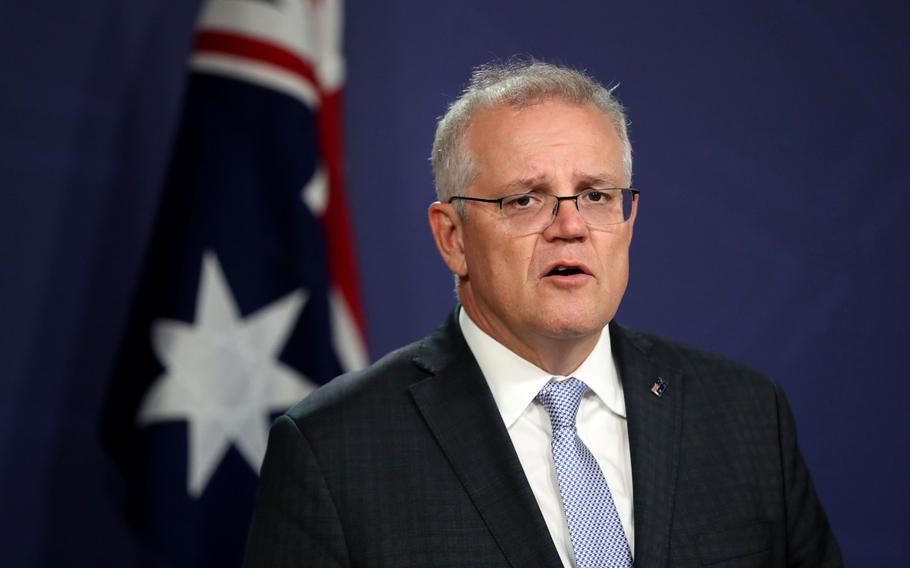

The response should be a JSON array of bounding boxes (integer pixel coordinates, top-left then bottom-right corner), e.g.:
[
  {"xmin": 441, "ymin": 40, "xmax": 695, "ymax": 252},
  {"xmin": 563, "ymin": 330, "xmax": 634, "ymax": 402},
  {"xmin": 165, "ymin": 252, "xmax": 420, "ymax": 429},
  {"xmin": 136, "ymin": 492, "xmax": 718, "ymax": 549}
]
[{"xmin": 501, "ymin": 189, "xmax": 635, "ymax": 234}]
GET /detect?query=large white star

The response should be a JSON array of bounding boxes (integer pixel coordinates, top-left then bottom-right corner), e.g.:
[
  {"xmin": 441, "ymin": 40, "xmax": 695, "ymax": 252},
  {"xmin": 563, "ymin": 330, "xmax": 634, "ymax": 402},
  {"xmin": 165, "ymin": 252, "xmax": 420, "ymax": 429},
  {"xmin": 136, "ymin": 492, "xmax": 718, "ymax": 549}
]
[{"xmin": 138, "ymin": 251, "xmax": 316, "ymax": 498}]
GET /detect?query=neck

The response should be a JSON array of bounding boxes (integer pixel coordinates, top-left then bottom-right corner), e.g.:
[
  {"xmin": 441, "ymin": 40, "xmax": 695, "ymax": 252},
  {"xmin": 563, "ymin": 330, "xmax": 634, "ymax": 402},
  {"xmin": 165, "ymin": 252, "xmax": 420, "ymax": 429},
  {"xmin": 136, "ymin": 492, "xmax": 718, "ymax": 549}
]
[
  {"xmin": 460, "ymin": 303, "xmax": 601, "ymax": 376},
  {"xmin": 526, "ymin": 335, "xmax": 600, "ymax": 376}
]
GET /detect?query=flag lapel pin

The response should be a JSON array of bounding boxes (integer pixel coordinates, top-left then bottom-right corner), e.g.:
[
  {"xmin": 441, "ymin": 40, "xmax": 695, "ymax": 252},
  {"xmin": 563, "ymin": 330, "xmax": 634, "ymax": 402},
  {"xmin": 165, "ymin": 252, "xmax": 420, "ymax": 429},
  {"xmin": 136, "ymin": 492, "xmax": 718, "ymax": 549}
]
[{"xmin": 650, "ymin": 377, "xmax": 667, "ymax": 398}]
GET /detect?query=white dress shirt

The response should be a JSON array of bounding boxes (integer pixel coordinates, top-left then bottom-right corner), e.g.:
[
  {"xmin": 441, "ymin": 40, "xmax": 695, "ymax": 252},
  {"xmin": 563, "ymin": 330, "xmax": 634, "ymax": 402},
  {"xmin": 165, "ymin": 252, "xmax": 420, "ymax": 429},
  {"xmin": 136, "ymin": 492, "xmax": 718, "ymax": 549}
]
[{"xmin": 459, "ymin": 309, "xmax": 634, "ymax": 568}]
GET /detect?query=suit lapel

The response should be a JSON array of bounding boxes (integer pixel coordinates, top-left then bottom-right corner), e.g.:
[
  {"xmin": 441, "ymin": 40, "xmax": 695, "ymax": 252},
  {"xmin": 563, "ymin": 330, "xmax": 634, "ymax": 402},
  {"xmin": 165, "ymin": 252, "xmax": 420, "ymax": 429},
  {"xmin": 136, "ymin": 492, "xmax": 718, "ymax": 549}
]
[
  {"xmin": 611, "ymin": 323, "xmax": 683, "ymax": 568},
  {"xmin": 409, "ymin": 315, "xmax": 564, "ymax": 568}
]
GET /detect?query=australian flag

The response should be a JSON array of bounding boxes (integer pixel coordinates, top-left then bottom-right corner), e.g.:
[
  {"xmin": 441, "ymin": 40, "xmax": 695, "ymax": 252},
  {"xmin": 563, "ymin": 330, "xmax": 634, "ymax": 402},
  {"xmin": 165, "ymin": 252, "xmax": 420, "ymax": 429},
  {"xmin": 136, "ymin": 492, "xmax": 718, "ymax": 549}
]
[{"xmin": 102, "ymin": 0, "xmax": 367, "ymax": 565}]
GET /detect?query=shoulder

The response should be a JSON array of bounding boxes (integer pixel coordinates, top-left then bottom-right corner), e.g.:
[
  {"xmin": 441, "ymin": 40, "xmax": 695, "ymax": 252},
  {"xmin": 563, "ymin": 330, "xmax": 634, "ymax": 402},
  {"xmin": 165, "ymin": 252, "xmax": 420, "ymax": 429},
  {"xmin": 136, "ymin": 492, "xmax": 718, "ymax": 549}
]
[
  {"xmin": 285, "ymin": 338, "xmax": 428, "ymax": 423},
  {"xmin": 282, "ymin": 312, "xmax": 468, "ymax": 429},
  {"xmin": 613, "ymin": 323, "xmax": 785, "ymax": 407}
]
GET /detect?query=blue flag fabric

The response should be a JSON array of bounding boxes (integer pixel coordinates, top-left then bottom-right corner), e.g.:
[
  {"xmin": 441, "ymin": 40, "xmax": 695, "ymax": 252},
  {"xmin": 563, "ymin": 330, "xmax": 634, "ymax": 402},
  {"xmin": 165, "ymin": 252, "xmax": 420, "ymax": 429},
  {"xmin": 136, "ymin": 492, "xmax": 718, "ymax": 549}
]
[{"xmin": 103, "ymin": 1, "xmax": 366, "ymax": 565}]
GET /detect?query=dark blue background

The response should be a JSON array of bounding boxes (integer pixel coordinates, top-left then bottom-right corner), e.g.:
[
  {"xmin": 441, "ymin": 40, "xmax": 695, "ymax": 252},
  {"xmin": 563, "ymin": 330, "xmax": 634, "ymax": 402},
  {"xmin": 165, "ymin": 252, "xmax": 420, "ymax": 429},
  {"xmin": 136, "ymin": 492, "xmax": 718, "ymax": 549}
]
[{"xmin": 1, "ymin": 1, "xmax": 907, "ymax": 565}]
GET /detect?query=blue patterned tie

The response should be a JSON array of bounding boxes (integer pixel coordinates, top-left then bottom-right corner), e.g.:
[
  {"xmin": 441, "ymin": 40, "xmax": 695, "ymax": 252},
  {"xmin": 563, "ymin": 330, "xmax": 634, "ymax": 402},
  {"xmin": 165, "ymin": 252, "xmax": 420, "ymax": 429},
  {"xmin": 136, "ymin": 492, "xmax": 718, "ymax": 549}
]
[{"xmin": 538, "ymin": 377, "xmax": 633, "ymax": 567}]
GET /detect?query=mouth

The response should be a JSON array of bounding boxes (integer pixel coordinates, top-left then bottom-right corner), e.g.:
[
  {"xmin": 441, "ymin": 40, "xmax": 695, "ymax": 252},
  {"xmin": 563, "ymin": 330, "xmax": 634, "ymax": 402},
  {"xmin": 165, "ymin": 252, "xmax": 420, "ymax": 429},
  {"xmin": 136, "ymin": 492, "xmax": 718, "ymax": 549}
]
[{"xmin": 541, "ymin": 262, "xmax": 593, "ymax": 279}]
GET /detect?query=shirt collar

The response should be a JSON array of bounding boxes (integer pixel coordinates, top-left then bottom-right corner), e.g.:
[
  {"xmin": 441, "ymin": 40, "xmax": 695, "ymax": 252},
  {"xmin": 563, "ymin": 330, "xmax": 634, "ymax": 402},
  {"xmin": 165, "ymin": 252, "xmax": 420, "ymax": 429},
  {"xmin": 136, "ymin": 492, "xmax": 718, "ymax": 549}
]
[{"xmin": 459, "ymin": 308, "xmax": 626, "ymax": 428}]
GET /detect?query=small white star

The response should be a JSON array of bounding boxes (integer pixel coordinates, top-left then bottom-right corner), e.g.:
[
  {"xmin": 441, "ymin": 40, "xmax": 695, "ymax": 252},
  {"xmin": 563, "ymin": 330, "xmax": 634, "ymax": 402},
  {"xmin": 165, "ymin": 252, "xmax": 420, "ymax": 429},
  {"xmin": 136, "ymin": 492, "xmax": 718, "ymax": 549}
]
[{"xmin": 138, "ymin": 251, "xmax": 316, "ymax": 498}]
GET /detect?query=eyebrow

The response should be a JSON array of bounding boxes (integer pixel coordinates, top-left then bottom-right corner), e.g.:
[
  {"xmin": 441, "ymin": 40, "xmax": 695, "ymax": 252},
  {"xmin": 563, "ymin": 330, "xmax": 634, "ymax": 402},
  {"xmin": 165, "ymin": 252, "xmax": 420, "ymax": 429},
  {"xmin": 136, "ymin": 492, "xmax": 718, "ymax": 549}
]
[
  {"xmin": 578, "ymin": 172, "xmax": 624, "ymax": 187},
  {"xmin": 498, "ymin": 176, "xmax": 545, "ymax": 193},
  {"xmin": 497, "ymin": 172, "xmax": 624, "ymax": 194}
]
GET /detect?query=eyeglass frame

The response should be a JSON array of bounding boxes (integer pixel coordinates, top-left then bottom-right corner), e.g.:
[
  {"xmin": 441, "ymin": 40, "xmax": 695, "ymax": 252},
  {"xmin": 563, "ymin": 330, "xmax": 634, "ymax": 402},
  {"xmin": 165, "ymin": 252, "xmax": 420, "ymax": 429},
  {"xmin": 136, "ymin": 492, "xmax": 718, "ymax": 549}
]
[{"xmin": 448, "ymin": 187, "xmax": 640, "ymax": 233}]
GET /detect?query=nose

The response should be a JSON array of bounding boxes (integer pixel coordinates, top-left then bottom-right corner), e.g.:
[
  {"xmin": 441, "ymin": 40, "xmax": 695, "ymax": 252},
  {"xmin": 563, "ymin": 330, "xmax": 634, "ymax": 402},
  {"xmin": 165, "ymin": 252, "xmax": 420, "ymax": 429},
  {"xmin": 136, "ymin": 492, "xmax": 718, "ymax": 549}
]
[{"xmin": 543, "ymin": 196, "xmax": 587, "ymax": 240}]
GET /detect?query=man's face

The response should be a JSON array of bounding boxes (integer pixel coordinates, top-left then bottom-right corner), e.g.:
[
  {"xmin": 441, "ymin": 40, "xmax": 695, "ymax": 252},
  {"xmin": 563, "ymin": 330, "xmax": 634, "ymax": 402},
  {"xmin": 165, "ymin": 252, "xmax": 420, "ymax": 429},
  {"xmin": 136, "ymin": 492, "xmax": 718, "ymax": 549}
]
[{"xmin": 437, "ymin": 99, "xmax": 635, "ymax": 361}]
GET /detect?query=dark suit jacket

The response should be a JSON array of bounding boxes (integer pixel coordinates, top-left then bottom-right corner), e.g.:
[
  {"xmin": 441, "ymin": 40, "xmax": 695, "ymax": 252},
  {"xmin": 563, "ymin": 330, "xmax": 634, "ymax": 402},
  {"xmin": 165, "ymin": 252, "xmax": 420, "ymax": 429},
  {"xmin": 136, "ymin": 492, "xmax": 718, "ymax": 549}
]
[{"xmin": 244, "ymin": 313, "xmax": 842, "ymax": 567}]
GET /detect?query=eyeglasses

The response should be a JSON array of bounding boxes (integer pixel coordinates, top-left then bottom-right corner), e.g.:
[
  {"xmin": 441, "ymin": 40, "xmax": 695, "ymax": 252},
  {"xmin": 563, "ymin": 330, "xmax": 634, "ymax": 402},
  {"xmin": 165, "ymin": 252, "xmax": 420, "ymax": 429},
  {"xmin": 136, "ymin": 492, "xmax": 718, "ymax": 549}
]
[{"xmin": 449, "ymin": 188, "xmax": 639, "ymax": 235}]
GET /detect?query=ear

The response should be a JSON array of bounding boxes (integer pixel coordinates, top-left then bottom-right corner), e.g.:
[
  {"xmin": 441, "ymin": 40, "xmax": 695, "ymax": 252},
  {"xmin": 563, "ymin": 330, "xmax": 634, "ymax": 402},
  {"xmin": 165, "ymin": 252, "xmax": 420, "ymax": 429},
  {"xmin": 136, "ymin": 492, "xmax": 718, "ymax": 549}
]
[{"xmin": 428, "ymin": 202, "xmax": 468, "ymax": 277}]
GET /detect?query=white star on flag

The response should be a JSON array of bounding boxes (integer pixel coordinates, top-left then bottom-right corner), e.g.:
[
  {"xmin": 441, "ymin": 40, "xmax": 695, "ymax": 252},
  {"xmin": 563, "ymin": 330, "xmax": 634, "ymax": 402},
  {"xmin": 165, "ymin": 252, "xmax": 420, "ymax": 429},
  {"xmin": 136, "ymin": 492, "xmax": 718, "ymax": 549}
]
[{"xmin": 138, "ymin": 251, "xmax": 316, "ymax": 498}]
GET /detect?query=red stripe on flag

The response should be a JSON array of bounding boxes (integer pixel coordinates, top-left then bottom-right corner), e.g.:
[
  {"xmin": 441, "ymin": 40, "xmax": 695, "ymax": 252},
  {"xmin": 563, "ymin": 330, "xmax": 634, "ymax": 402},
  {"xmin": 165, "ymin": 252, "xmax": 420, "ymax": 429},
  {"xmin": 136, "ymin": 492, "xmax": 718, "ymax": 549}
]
[
  {"xmin": 195, "ymin": 30, "xmax": 321, "ymax": 92},
  {"xmin": 319, "ymin": 89, "xmax": 368, "ymax": 339}
]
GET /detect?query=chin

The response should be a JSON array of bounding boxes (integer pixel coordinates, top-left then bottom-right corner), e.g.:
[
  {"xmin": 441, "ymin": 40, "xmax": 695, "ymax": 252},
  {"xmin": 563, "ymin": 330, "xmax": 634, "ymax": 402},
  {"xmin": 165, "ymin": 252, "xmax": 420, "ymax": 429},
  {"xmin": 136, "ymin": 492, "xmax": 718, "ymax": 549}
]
[{"xmin": 535, "ymin": 306, "xmax": 609, "ymax": 339}]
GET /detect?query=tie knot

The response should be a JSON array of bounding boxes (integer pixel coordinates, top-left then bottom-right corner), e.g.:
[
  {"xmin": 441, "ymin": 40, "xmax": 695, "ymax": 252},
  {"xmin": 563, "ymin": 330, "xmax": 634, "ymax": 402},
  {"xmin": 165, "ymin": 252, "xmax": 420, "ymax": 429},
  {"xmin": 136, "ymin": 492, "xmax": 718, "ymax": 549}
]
[{"xmin": 537, "ymin": 377, "xmax": 588, "ymax": 431}]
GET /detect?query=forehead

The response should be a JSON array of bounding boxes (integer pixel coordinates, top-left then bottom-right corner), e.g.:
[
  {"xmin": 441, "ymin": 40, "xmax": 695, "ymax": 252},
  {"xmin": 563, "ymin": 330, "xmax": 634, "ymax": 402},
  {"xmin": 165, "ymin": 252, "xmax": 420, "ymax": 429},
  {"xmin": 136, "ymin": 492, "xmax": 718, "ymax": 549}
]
[{"xmin": 465, "ymin": 99, "xmax": 624, "ymax": 188}]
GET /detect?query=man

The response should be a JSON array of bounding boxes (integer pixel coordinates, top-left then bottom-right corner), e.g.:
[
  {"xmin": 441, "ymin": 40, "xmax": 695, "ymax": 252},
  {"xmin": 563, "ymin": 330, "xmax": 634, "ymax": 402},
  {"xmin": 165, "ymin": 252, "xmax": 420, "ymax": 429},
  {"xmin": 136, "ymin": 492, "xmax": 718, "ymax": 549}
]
[{"xmin": 244, "ymin": 60, "xmax": 842, "ymax": 567}]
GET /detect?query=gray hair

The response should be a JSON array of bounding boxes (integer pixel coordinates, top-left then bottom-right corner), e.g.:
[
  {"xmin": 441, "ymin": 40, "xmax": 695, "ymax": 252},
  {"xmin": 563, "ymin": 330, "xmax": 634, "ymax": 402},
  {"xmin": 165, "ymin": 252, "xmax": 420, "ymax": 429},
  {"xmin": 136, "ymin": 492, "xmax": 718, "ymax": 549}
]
[{"xmin": 431, "ymin": 59, "xmax": 632, "ymax": 211}]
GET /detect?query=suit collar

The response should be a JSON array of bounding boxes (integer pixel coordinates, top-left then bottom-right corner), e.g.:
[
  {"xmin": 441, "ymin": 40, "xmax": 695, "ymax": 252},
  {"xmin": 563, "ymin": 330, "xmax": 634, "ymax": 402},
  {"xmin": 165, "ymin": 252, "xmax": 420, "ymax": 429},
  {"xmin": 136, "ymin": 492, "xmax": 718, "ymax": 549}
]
[
  {"xmin": 410, "ymin": 312, "xmax": 564, "ymax": 568},
  {"xmin": 610, "ymin": 321, "xmax": 684, "ymax": 567}
]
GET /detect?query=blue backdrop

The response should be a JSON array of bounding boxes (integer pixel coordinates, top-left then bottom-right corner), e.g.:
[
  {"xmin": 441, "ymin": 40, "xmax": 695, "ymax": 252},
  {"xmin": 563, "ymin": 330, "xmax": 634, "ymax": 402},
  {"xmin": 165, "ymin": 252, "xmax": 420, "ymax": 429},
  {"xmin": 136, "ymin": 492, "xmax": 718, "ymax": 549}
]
[{"xmin": 0, "ymin": 1, "xmax": 907, "ymax": 565}]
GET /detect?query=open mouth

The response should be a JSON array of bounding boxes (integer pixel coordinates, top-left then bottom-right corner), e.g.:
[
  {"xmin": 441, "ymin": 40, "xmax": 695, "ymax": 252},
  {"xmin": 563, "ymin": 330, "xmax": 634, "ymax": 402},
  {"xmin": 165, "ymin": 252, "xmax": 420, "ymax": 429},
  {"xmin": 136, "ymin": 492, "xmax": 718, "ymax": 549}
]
[
  {"xmin": 542, "ymin": 262, "xmax": 592, "ymax": 279},
  {"xmin": 546, "ymin": 265, "xmax": 585, "ymax": 277}
]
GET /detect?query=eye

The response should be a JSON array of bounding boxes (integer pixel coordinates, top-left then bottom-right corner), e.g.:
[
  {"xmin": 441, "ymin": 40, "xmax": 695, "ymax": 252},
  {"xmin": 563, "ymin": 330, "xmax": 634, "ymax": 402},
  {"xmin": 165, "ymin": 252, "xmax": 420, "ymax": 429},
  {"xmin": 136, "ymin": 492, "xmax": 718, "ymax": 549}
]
[
  {"xmin": 502, "ymin": 193, "xmax": 543, "ymax": 211},
  {"xmin": 581, "ymin": 189, "xmax": 613, "ymax": 205}
]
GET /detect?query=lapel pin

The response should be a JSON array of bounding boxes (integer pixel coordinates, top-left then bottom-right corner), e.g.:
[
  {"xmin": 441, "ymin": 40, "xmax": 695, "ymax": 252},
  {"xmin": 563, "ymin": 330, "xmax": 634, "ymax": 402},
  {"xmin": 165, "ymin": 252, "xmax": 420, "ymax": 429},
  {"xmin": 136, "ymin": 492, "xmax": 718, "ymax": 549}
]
[{"xmin": 650, "ymin": 377, "xmax": 667, "ymax": 398}]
